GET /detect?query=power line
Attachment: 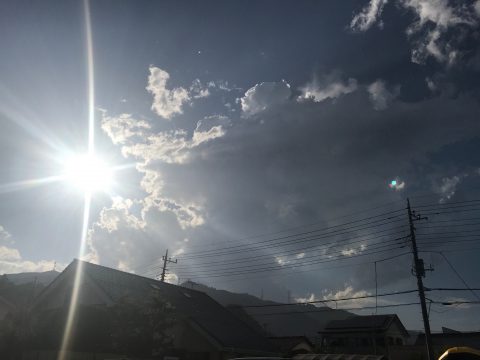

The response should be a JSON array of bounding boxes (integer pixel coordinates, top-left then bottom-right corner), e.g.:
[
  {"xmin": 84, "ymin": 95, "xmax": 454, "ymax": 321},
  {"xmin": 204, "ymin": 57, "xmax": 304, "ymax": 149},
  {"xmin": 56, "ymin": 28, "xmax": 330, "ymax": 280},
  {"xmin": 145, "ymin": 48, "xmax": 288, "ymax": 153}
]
[
  {"xmin": 251, "ymin": 302, "xmax": 421, "ymax": 317},
  {"xmin": 417, "ymin": 238, "xmax": 480, "ymax": 246},
  {"xmin": 172, "ymin": 244, "xmax": 409, "ymax": 279},
  {"xmin": 171, "ymin": 229, "xmax": 408, "ymax": 272},
  {"xmin": 421, "ymin": 208, "xmax": 480, "ymax": 216},
  {"xmin": 436, "ymin": 252, "xmax": 480, "ymax": 302},
  {"xmin": 169, "ymin": 250, "xmax": 412, "ymax": 284},
  {"xmin": 173, "ymin": 238, "xmax": 408, "ymax": 278},
  {"xmin": 424, "ymin": 217, "xmax": 480, "ymax": 224},
  {"xmin": 242, "ymin": 289, "xmax": 419, "ymax": 308},
  {"xmin": 174, "ymin": 238, "xmax": 407, "ymax": 277},
  {"xmin": 413, "ymin": 199, "xmax": 480, "ymax": 209},
  {"xmin": 177, "ymin": 211, "xmax": 406, "ymax": 259},
  {"xmin": 183, "ymin": 201, "xmax": 406, "ymax": 251},
  {"xmin": 427, "ymin": 288, "xmax": 480, "ymax": 291},
  {"xmin": 416, "ymin": 229, "xmax": 480, "ymax": 236},
  {"xmin": 417, "ymin": 222, "xmax": 480, "ymax": 229}
]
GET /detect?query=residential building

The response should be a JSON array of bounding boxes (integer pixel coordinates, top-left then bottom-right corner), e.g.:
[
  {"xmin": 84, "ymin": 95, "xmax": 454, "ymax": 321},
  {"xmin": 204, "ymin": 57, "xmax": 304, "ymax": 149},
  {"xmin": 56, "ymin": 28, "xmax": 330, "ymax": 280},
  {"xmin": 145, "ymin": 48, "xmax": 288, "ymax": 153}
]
[
  {"xmin": 319, "ymin": 314, "xmax": 409, "ymax": 357},
  {"xmin": 32, "ymin": 259, "xmax": 278, "ymax": 360}
]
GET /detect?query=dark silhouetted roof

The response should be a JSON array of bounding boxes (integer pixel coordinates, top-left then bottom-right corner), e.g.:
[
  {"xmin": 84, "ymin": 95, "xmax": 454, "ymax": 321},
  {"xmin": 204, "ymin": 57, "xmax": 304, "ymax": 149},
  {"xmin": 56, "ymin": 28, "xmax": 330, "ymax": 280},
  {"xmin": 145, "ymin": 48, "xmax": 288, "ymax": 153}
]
[
  {"xmin": 268, "ymin": 335, "xmax": 313, "ymax": 353},
  {"xmin": 39, "ymin": 260, "xmax": 277, "ymax": 354},
  {"xmin": 322, "ymin": 315, "xmax": 408, "ymax": 336}
]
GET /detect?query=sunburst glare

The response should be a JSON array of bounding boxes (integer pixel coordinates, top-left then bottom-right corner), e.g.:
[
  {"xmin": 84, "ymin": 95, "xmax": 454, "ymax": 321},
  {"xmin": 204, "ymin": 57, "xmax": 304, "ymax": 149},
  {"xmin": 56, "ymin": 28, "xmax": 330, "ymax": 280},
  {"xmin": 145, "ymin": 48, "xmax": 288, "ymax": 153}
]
[{"xmin": 63, "ymin": 153, "xmax": 112, "ymax": 193}]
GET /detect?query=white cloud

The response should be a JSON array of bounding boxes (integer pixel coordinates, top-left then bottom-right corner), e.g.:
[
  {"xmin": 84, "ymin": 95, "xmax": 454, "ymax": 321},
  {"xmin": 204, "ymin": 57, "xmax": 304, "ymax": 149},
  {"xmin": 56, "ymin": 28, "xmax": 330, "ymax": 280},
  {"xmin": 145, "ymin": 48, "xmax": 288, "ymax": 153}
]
[
  {"xmin": 0, "ymin": 225, "xmax": 12, "ymax": 243},
  {"xmin": 323, "ymin": 285, "xmax": 374, "ymax": 308},
  {"xmin": 367, "ymin": 80, "xmax": 399, "ymax": 110},
  {"xmin": 97, "ymin": 197, "xmax": 146, "ymax": 233},
  {"xmin": 0, "ymin": 246, "xmax": 21, "ymax": 261},
  {"xmin": 425, "ymin": 77, "xmax": 437, "ymax": 92},
  {"xmin": 435, "ymin": 175, "xmax": 464, "ymax": 203},
  {"xmin": 0, "ymin": 225, "xmax": 61, "ymax": 274},
  {"xmin": 341, "ymin": 244, "xmax": 367, "ymax": 257},
  {"xmin": 121, "ymin": 127, "xmax": 225, "ymax": 165},
  {"xmin": 295, "ymin": 285, "xmax": 377, "ymax": 309},
  {"xmin": 350, "ymin": 0, "xmax": 479, "ymax": 64},
  {"xmin": 299, "ymin": 74, "xmax": 358, "ymax": 102},
  {"xmin": 100, "ymin": 112, "xmax": 151, "ymax": 145},
  {"xmin": 294, "ymin": 293, "xmax": 319, "ymax": 303},
  {"xmin": 350, "ymin": 0, "xmax": 389, "ymax": 32},
  {"xmin": 146, "ymin": 66, "xmax": 191, "ymax": 119},
  {"xmin": 402, "ymin": 0, "xmax": 478, "ymax": 64},
  {"xmin": 102, "ymin": 112, "xmax": 227, "ymax": 165},
  {"xmin": 241, "ymin": 80, "xmax": 291, "ymax": 116},
  {"xmin": 190, "ymin": 79, "xmax": 210, "ymax": 99},
  {"xmin": 475, "ymin": 1, "xmax": 480, "ymax": 16}
]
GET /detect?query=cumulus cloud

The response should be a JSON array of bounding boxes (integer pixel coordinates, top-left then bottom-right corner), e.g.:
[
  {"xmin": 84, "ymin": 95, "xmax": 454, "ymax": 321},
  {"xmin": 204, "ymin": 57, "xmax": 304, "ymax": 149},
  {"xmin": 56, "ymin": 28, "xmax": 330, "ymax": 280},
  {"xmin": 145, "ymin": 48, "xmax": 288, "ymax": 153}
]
[
  {"xmin": 350, "ymin": 0, "xmax": 479, "ymax": 65},
  {"xmin": 0, "ymin": 225, "xmax": 60, "ymax": 274},
  {"xmin": 299, "ymin": 73, "xmax": 358, "ymax": 102},
  {"xmin": 95, "ymin": 66, "xmax": 480, "ymax": 301},
  {"xmin": 350, "ymin": 0, "xmax": 389, "ymax": 32},
  {"xmin": 367, "ymin": 80, "xmax": 399, "ymax": 110},
  {"xmin": 146, "ymin": 66, "xmax": 191, "ymax": 119},
  {"xmin": 89, "ymin": 109, "xmax": 232, "ymax": 270},
  {"xmin": 322, "ymin": 285, "xmax": 375, "ymax": 308},
  {"xmin": 0, "ymin": 245, "xmax": 21, "ymax": 261},
  {"xmin": 241, "ymin": 80, "xmax": 291, "ymax": 116},
  {"xmin": 102, "ymin": 112, "xmax": 227, "ymax": 165},
  {"xmin": 97, "ymin": 197, "xmax": 146, "ymax": 233},
  {"xmin": 100, "ymin": 112, "xmax": 151, "ymax": 145}
]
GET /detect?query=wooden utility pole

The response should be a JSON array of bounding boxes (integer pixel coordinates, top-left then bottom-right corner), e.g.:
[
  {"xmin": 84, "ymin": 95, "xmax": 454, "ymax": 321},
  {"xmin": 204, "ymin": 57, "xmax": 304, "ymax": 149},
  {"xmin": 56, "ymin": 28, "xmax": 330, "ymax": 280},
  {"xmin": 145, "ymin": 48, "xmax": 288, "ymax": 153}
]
[
  {"xmin": 160, "ymin": 249, "xmax": 178, "ymax": 282},
  {"xmin": 407, "ymin": 198, "xmax": 434, "ymax": 360}
]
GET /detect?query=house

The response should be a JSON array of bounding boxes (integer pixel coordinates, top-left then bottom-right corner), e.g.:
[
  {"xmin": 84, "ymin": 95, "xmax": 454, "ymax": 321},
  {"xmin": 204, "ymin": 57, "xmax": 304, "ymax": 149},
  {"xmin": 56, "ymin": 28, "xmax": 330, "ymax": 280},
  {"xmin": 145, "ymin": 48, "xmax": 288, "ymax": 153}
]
[
  {"xmin": 268, "ymin": 335, "xmax": 314, "ymax": 356},
  {"xmin": 32, "ymin": 259, "xmax": 278, "ymax": 360},
  {"xmin": 415, "ymin": 330, "xmax": 480, "ymax": 358},
  {"xmin": 319, "ymin": 314, "xmax": 409, "ymax": 357}
]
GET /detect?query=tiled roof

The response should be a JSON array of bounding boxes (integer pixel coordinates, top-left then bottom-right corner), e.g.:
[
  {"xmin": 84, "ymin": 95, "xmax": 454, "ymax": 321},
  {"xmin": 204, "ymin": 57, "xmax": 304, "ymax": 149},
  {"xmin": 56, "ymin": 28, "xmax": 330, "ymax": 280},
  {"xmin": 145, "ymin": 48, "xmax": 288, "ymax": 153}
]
[{"xmin": 69, "ymin": 260, "xmax": 277, "ymax": 354}]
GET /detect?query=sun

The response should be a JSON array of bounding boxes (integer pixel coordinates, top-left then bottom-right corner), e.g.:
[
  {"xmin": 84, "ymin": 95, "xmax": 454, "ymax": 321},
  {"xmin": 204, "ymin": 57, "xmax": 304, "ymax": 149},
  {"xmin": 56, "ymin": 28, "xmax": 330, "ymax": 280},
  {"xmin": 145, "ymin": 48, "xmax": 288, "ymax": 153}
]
[{"xmin": 64, "ymin": 154, "xmax": 113, "ymax": 193}]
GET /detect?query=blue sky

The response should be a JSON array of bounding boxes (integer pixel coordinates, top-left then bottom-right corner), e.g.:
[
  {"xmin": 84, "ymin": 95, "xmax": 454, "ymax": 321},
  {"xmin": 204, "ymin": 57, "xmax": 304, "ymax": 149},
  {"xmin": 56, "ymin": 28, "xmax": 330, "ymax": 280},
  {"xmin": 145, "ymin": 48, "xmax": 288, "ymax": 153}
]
[{"xmin": 1, "ymin": 0, "xmax": 480, "ymax": 331}]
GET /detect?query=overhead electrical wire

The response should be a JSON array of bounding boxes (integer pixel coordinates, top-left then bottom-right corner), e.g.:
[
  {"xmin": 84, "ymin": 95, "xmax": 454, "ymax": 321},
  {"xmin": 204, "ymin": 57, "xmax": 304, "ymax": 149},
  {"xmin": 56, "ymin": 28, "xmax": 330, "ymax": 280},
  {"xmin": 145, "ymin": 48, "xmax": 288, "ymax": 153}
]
[
  {"xmin": 170, "ymin": 228, "xmax": 409, "ymax": 272},
  {"xmin": 177, "ymin": 213, "xmax": 407, "ymax": 259},
  {"xmin": 243, "ymin": 289, "xmax": 419, "ymax": 308},
  {"xmin": 169, "ymin": 251, "xmax": 413, "ymax": 284},
  {"xmin": 251, "ymin": 303, "xmax": 421, "ymax": 316},
  {"xmin": 172, "ymin": 236, "xmax": 408, "ymax": 277},
  {"xmin": 170, "ymin": 243, "xmax": 409, "ymax": 280}
]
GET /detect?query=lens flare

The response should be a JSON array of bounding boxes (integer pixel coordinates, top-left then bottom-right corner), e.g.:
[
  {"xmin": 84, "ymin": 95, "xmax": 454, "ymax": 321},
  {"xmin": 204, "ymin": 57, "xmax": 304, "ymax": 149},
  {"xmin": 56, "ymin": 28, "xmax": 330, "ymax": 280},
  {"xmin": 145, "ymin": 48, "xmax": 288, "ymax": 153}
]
[
  {"xmin": 64, "ymin": 154, "xmax": 112, "ymax": 193},
  {"xmin": 58, "ymin": 1, "xmax": 95, "ymax": 358}
]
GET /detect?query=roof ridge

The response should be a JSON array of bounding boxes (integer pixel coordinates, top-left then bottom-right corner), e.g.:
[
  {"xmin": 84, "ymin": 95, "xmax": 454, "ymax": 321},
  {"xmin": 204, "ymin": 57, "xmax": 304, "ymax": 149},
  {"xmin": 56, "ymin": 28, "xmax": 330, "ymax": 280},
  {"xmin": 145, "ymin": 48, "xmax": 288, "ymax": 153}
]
[{"xmin": 74, "ymin": 259, "xmax": 214, "ymax": 296}]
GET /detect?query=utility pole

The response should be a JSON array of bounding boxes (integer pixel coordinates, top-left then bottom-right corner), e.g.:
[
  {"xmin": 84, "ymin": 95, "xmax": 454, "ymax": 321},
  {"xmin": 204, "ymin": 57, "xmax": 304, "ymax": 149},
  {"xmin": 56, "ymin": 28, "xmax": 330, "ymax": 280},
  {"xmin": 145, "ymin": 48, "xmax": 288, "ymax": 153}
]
[
  {"xmin": 407, "ymin": 198, "xmax": 434, "ymax": 360},
  {"xmin": 160, "ymin": 249, "xmax": 178, "ymax": 282}
]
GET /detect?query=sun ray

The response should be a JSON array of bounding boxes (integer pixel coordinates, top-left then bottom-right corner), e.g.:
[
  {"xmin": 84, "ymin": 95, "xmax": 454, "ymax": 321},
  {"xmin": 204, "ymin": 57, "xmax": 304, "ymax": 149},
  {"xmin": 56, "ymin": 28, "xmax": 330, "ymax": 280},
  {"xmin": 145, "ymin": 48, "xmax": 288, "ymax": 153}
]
[
  {"xmin": 0, "ymin": 175, "xmax": 67, "ymax": 195},
  {"xmin": 57, "ymin": 192, "xmax": 91, "ymax": 360},
  {"xmin": 58, "ymin": 1, "xmax": 95, "ymax": 358}
]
